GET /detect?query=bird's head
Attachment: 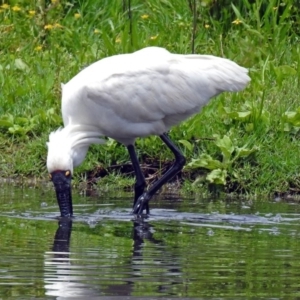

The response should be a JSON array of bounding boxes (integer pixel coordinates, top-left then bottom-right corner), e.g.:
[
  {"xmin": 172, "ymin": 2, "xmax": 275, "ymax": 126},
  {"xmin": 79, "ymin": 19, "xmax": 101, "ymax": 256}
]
[{"xmin": 47, "ymin": 125, "xmax": 105, "ymax": 217}]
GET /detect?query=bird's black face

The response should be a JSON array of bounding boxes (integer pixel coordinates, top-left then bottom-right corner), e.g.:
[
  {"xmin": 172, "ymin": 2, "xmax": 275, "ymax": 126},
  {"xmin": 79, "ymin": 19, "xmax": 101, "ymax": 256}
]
[{"xmin": 50, "ymin": 170, "xmax": 73, "ymax": 217}]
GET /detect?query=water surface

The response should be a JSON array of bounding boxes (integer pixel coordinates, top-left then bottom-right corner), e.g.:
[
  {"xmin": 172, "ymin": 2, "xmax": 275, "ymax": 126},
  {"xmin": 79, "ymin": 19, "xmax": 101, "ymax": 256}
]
[{"xmin": 0, "ymin": 186, "xmax": 300, "ymax": 299}]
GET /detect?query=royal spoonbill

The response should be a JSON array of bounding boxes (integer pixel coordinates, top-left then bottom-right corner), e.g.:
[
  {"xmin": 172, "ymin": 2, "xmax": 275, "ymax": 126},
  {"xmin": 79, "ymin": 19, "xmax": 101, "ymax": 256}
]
[{"xmin": 46, "ymin": 46, "xmax": 250, "ymax": 217}]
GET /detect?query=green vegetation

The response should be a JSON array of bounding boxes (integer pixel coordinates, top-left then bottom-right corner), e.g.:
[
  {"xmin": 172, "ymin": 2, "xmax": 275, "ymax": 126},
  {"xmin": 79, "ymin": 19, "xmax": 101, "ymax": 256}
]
[{"xmin": 0, "ymin": 0, "xmax": 299, "ymax": 196}]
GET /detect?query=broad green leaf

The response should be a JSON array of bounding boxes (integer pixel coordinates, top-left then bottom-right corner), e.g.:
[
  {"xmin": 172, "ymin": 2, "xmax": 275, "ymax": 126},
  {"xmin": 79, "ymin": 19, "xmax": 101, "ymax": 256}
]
[
  {"xmin": 219, "ymin": 105, "xmax": 231, "ymax": 115},
  {"xmin": 105, "ymin": 138, "xmax": 117, "ymax": 148},
  {"xmin": 90, "ymin": 43, "xmax": 98, "ymax": 58},
  {"xmin": 178, "ymin": 139, "xmax": 193, "ymax": 152},
  {"xmin": 15, "ymin": 117, "xmax": 29, "ymax": 125},
  {"xmin": 228, "ymin": 111, "xmax": 251, "ymax": 121},
  {"xmin": 30, "ymin": 115, "xmax": 40, "ymax": 124},
  {"xmin": 191, "ymin": 175, "xmax": 206, "ymax": 186},
  {"xmin": 235, "ymin": 146, "xmax": 259, "ymax": 158},
  {"xmin": 1, "ymin": 114, "xmax": 14, "ymax": 123},
  {"xmin": 0, "ymin": 120, "xmax": 13, "ymax": 128},
  {"xmin": 9, "ymin": 124, "xmax": 31, "ymax": 136},
  {"xmin": 187, "ymin": 154, "xmax": 223, "ymax": 170},
  {"xmin": 275, "ymin": 65, "xmax": 297, "ymax": 76},
  {"xmin": 284, "ymin": 111, "xmax": 297, "ymax": 119},
  {"xmin": 292, "ymin": 127, "xmax": 300, "ymax": 134},
  {"xmin": 283, "ymin": 110, "xmax": 300, "ymax": 126},
  {"xmin": 214, "ymin": 135, "xmax": 234, "ymax": 162},
  {"xmin": 4, "ymin": 115, "xmax": 13, "ymax": 121},
  {"xmin": 283, "ymin": 123, "xmax": 292, "ymax": 132},
  {"xmin": 46, "ymin": 108, "xmax": 56, "ymax": 115},
  {"xmin": 206, "ymin": 169, "xmax": 227, "ymax": 185},
  {"xmin": 14, "ymin": 59, "xmax": 29, "ymax": 72},
  {"xmin": 8, "ymin": 125, "xmax": 21, "ymax": 134},
  {"xmin": 245, "ymin": 123, "xmax": 254, "ymax": 132}
]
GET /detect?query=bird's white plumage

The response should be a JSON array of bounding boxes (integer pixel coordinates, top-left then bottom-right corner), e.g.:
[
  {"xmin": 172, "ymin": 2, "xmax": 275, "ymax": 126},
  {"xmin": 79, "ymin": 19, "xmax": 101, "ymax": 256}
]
[
  {"xmin": 47, "ymin": 47, "xmax": 250, "ymax": 174},
  {"xmin": 47, "ymin": 123, "xmax": 105, "ymax": 173}
]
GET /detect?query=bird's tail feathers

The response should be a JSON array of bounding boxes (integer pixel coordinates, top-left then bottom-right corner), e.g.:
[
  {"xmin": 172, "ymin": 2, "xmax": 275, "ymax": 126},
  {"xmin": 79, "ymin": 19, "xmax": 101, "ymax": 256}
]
[{"xmin": 183, "ymin": 54, "xmax": 250, "ymax": 93}]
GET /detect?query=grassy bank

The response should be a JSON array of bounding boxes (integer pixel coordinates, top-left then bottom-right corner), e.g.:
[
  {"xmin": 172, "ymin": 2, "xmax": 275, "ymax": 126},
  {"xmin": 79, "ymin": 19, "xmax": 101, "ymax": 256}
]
[{"xmin": 0, "ymin": 0, "xmax": 299, "ymax": 196}]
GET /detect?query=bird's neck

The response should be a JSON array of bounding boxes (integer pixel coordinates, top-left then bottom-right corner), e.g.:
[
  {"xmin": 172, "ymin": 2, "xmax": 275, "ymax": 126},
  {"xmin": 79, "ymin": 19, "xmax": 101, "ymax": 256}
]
[
  {"xmin": 72, "ymin": 145, "xmax": 89, "ymax": 168},
  {"xmin": 63, "ymin": 124, "xmax": 106, "ymax": 168}
]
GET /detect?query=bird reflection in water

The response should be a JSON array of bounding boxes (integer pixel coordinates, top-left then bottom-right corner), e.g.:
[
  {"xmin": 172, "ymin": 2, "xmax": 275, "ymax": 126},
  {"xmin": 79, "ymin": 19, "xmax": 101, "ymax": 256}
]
[
  {"xmin": 44, "ymin": 218, "xmax": 183, "ymax": 298},
  {"xmin": 44, "ymin": 219, "xmax": 104, "ymax": 297}
]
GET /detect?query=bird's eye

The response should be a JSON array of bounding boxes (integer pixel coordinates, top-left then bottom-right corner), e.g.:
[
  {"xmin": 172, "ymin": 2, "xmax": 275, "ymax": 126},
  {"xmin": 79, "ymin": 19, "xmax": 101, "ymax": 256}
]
[
  {"xmin": 49, "ymin": 173, "xmax": 52, "ymax": 180},
  {"xmin": 65, "ymin": 170, "xmax": 71, "ymax": 177}
]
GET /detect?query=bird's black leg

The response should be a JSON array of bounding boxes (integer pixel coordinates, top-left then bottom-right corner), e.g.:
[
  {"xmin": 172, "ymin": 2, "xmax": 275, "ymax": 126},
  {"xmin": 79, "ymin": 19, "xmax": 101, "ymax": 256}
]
[
  {"xmin": 132, "ymin": 133, "xmax": 186, "ymax": 215},
  {"xmin": 127, "ymin": 144, "xmax": 148, "ymax": 213}
]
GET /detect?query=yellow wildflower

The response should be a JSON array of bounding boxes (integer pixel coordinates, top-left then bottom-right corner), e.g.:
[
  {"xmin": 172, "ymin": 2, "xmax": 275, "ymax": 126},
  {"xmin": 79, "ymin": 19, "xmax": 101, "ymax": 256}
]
[
  {"xmin": 1, "ymin": 4, "xmax": 10, "ymax": 9},
  {"xmin": 35, "ymin": 45, "xmax": 42, "ymax": 51},
  {"xmin": 94, "ymin": 29, "xmax": 100, "ymax": 34},
  {"xmin": 12, "ymin": 5, "xmax": 21, "ymax": 12},
  {"xmin": 141, "ymin": 14, "xmax": 149, "ymax": 20},
  {"xmin": 74, "ymin": 13, "xmax": 81, "ymax": 19},
  {"xmin": 51, "ymin": 0, "xmax": 58, "ymax": 4},
  {"xmin": 44, "ymin": 24, "xmax": 54, "ymax": 30},
  {"xmin": 115, "ymin": 37, "xmax": 121, "ymax": 43},
  {"xmin": 204, "ymin": 24, "xmax": 210, "ymax": 29},
  {"xmin": 273, "ymin": 7, "xmax": 278, "ymax": 10},
  {"xmin": 28, "ymin": 10, "xmax": 36, "ymax": 16},
  {"xmin": 232, "ymin": 18, "xmax": 242, "ymax": 25},
  {"xmin": 150, "ymin": 35, "xmax": 158, "ymax": 40}
]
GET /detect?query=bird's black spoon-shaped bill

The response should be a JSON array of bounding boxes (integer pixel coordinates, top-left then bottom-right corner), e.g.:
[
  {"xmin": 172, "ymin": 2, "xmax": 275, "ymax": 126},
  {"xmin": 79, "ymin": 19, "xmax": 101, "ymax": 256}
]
[{"xmin": 50, "ymin": 171, "xmax": 73, "ymax": 217}]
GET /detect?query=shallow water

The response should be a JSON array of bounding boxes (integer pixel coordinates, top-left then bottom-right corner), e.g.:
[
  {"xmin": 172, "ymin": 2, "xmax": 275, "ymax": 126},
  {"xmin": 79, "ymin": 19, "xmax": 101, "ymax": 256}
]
[{"xmin": 1, "ymin": 187, "xmax": 300, "ymax": 299}]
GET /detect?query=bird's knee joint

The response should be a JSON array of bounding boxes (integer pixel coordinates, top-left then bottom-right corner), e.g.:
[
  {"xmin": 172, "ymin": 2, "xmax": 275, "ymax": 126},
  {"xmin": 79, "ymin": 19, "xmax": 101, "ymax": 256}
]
[
  {"xmin": 135, "ymin": 181, "xmax": 146, "ymax": 190},
  {"xmin": 178, "ymin": 155, "xmax": 186, "ymax": 168}
]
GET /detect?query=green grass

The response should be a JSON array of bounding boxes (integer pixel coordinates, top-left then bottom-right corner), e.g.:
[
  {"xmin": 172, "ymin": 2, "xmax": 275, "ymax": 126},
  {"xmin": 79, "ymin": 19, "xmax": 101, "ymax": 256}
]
[{"xmin": 0, "ymin": 0, "xmax": 300, "ymax": 196}]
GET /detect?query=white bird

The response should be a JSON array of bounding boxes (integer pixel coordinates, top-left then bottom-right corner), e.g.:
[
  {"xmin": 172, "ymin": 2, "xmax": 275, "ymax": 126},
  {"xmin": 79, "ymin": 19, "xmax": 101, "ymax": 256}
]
[{"xmin": 46, "ymin": 46, "xmax": 250, "ymax": 217}]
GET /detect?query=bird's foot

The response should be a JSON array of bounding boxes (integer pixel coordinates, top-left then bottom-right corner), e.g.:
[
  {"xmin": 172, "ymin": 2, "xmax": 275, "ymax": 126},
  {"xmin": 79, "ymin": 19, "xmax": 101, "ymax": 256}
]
[{"xmin": 132, "ymin": 192, "xmax": 151, "ymax": 215}]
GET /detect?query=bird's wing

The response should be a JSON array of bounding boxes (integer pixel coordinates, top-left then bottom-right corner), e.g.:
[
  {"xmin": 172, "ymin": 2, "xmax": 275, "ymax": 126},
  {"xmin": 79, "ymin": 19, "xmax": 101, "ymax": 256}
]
[{"xmin": 63, "ymin": 47, "xmax": 250, "ymax": 128}]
